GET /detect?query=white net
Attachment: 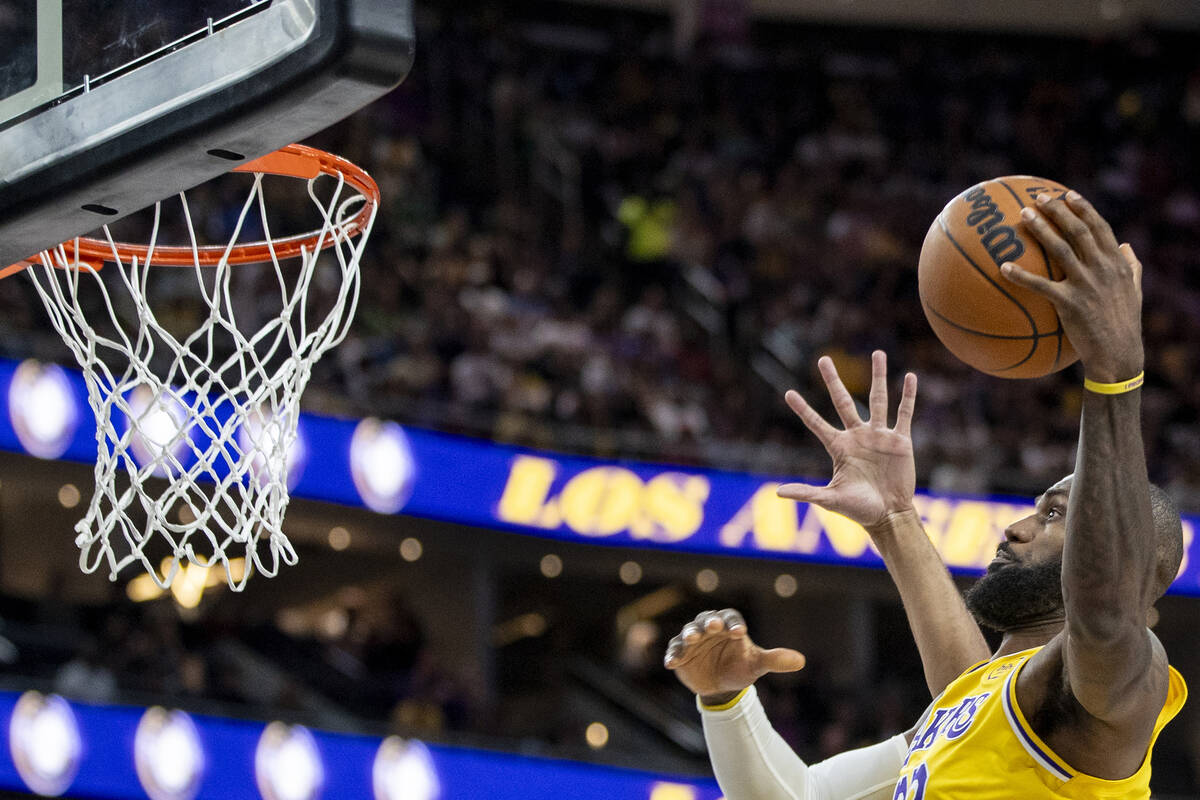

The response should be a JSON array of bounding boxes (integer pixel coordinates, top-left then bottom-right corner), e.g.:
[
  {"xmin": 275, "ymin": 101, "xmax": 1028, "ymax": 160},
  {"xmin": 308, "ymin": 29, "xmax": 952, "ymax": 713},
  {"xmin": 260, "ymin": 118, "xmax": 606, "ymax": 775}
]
[{"xmin": 24, "ymin": 158, "xmax": 372, "ymax": 590}]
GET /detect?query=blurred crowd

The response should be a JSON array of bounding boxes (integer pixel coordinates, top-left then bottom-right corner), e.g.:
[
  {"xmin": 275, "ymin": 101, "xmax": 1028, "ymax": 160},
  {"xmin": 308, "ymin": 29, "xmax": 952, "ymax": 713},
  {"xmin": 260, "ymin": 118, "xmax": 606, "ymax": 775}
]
[
  {"xmin": 2, "ymin": 3, "xmax": 1199, "ymax": 507},
  {"xmin": 318, "ymin": 3, "xmax": 1200, "ymax": 505}
]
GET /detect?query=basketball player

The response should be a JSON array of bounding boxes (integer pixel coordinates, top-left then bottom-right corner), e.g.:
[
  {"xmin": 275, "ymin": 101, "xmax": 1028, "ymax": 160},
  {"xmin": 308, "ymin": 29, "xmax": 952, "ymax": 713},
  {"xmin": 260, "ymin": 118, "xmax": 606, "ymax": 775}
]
[{"xmin": 664, "ymin": 190, "xmax": 1186, "ymax": 799}]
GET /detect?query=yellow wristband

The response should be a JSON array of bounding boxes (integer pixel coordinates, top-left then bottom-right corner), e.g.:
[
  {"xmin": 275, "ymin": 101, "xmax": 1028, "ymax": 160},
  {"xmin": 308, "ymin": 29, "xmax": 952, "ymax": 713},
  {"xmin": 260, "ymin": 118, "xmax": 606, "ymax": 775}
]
[
  {"xmin": 699, "ymin": 687, "xmax": 750, "ymax": 711},
  {"xmin": 1083, "ymin": 371, "xmax": 1144, "ymax": 395}
]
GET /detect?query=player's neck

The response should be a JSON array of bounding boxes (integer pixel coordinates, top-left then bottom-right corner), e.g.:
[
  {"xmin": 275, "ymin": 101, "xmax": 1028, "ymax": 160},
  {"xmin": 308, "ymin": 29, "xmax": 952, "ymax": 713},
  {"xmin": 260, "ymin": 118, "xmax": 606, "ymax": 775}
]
[{"xmin": 994, "ymin": 616, "xmax": 1066, "ymax": 658}]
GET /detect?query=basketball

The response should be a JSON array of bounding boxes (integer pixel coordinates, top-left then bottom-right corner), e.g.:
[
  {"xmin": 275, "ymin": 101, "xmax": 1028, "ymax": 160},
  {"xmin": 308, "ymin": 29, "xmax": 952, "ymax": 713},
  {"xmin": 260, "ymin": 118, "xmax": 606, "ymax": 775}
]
[{"xmin": 918, "ymin": 175, "xmax": 1079, "ymax": 379}]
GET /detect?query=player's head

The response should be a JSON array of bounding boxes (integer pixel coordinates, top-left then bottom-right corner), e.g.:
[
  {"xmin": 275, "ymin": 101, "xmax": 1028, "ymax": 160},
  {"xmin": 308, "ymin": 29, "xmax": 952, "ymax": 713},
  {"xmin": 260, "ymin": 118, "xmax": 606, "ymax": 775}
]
[{"xmin": 964, "ymin": 475, "xmax": 1184, "ymax": 631}]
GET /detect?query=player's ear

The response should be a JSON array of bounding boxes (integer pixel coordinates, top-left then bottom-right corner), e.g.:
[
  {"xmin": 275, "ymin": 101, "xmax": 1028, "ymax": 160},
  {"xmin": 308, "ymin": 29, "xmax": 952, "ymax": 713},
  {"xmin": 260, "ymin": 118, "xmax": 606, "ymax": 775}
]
[{"xmin": 1146, "ymin": 605, "xmax": 1160, "ymax": 629}]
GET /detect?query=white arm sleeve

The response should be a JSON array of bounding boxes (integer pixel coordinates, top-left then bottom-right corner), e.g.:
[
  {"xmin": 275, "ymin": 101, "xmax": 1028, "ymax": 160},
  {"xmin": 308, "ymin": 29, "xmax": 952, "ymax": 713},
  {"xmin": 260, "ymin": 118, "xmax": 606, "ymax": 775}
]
[{"xmin": 699, "ymin": 686, "xmax": 908, "ymax": 800}]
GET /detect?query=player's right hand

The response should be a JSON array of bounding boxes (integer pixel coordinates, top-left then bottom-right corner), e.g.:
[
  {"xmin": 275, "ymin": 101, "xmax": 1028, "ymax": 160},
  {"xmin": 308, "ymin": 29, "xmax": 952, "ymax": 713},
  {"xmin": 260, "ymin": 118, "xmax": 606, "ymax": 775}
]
[
  {"xmin": 999, "ymin": 191, "xmax": 1144, "ymax": 385},
  {"xmin": 664, "ymin": 609, "xmax": 806, "ymax": 705}
]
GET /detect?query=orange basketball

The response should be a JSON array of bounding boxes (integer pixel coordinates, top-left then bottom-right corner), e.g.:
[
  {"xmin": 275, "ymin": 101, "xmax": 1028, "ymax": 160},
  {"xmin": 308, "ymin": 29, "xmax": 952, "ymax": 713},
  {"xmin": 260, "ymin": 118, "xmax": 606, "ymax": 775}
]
[{"xmin": 918, "ymin": 175, "xmax": 1078, "ymax": 379}]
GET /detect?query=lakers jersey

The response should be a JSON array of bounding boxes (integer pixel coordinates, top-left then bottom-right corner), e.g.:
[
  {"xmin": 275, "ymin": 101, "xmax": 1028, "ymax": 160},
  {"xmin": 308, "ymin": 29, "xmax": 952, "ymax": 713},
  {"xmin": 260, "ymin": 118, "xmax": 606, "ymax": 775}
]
[{"xmin": 894, "ymin": 647, "xmax": 1187, "ymax": 799}]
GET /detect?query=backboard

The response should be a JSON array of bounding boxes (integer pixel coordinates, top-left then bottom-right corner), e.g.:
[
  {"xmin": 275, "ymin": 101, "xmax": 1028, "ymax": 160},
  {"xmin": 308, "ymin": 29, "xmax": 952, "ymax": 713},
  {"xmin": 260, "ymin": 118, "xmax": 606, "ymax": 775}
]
[{"xmin": 0, "ymin": 0, "xmax": 415, "ymax": 267}]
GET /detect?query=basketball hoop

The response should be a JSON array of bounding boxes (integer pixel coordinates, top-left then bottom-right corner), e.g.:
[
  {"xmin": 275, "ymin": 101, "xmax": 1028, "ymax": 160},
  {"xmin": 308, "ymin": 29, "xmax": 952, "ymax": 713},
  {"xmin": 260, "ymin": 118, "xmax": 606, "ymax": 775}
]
[{"xmin": 14, "ymin": 144, "xmax": 379, "ymax": 590}]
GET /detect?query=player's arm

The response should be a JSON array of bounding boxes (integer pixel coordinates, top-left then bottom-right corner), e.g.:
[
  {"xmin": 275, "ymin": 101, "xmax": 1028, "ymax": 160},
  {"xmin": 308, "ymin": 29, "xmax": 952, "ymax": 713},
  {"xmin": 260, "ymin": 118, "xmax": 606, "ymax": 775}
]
[
  {"xmin": 864, "ymin": 507, "xmax": 991, "ymax": 696},
  {"xmin": 1001, "ymin": 192, "xmax": 1162, "ymax": 721},
  {"xmin": 777, "ymin": 353, "xmax": 989, "ymax": 696},
  {"xmin": 665, "ymin": 610, "xmax": 910, "ymax": 800}
]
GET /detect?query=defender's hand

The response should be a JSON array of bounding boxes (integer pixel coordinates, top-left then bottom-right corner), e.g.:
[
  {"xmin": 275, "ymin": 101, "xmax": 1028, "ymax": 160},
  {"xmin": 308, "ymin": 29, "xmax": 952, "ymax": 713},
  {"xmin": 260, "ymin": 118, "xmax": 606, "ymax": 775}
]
[
  {"xmin": 999, "ymin": 191, "xmax": 1143, "ymax": 383},
  {"xmin": 776, "ymin": 351, "xmax": 918, "ymax": 528},
  {"xmin": 664, "ymin": 609, "xmax": 805, "ymax": 705}
]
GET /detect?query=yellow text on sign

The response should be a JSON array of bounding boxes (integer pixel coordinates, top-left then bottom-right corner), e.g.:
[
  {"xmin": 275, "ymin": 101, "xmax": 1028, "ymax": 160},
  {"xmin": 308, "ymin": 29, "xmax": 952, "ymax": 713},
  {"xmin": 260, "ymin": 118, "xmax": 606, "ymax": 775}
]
[
  {"xmin": 495, "ymin": 455, "xmax": 710, "ymax": 543},
  {"xmin": 496, "ymin": 456, "xmax": 1054, "ymax": 572}
]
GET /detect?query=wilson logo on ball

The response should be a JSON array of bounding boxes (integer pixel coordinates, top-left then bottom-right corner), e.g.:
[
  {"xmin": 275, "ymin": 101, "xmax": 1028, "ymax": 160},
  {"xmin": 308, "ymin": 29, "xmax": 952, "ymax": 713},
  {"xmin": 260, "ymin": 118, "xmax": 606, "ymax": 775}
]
[{"xmin": 963, "ymin": 186, "xmax": 1024, "ymax": 267}]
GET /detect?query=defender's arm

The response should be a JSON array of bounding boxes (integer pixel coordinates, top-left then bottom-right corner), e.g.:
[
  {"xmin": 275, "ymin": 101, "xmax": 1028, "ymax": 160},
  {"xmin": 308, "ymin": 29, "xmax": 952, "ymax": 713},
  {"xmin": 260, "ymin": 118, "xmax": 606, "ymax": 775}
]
[
  {"xmin": 700, "ymin": 686, "xmax": 909, "ymax": 800},
  {"xmin": 666, "ymin": 611, "xmax": 913, "ymax": 800}
]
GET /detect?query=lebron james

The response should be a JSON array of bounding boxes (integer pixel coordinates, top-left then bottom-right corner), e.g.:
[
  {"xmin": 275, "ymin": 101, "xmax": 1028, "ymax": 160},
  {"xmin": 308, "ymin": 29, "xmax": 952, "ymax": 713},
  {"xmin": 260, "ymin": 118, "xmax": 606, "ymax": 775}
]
[{"xmin": 664, "ymin": 191, "xmax": 1186, "ymax": 799}]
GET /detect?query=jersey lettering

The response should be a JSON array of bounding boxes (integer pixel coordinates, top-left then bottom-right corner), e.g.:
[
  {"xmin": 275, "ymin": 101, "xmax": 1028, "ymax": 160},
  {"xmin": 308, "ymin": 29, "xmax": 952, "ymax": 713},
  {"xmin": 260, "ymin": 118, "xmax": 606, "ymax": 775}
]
[
  {"xmin": 894, "ymin": 763, "xmax": 929, "ymax": 800},
  {"xmin": 945, "ymin": 693, "xmax": 989, "ymax": 740},
  {"xmin": 911, "ymin": 709, "xmax": 949, "ymax": 754},
  {"xmin": 905, "ymin": 693, "xmax": 990, "ymax": 763}
]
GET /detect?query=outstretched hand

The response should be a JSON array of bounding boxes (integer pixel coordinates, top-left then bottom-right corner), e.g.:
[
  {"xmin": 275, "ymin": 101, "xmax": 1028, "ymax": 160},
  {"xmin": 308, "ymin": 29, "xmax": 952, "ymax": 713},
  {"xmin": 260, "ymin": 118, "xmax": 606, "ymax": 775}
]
[
  {"xmin": 664, "ymin": 609, "xmax": 805, "ymax": 705},
  {"xmin": 777, "ymin": 351, "xmax": 918, "ymax": 528},
  {"xmin": 999, "ymin": 191, "xmax": 1143, "ymax": 384}
]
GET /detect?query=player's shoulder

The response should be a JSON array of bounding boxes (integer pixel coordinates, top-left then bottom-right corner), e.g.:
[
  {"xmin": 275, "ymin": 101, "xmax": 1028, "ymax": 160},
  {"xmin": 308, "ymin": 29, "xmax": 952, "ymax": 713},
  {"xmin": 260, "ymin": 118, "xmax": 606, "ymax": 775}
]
[
  {"xmin": 1024, "ymin": 627, "xmax": 1172, "ymax": 734},
  {"xmin": 1017, "ymin": 629, "xmax": 1183, "ymax": 779}
]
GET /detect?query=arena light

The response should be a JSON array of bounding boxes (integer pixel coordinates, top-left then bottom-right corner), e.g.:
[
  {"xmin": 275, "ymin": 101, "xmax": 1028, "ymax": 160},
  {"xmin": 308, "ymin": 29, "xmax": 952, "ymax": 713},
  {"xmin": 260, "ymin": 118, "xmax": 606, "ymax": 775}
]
[
  {"xmin": 328, "ymin": 526, "xmax": 351, "ymax": 551},
  {"xmin": 127, "ymin": 573, "xmax": 165, "ymax": 603},
  {"xmin": 373, "ymin": 737, "xmax": 440, "ymax": 800},
  {"xmin": 539, "ymin": 554, "xmax": 563, "ymax": 578},
  {"xmin": 585, "ymin": 722, "xmax": 609, "ymax": 750},
  {"xmin": 399, "ymin": 537, "xmax": 423, "ymax": 562},
  {"xmin": 58, "ymin": 483, "xmax": 81, "ymax": 509},
  {"xmin": 170, "ymin": 563, "xmax": 210, "ymax": 610},
  {"xmin": 8, "ymin": 360, "xmax": 78, "ymax": 459},
  {"xmin": 9, "ymin": 691, "xmax": 82, "ymax": 796},
  {"xmin": 239, "ymin": 408, "xmax": 308, "ymax": 490},
  {"xmin": 695, "ymin": 569, "xmax": 719, "ymax": 593},
  {"xmin": 126, "ymin": 558, "xmax": 246, "ymax": 604},
  {"xmin": 349, "ymin": 419, "xmax": 416, "ymax": 513},
  {"xmin": 492, "ymin": 613, "xmax": 548, "ymax": 647},
  {"xmin": 126, "ymin": 387, "xmax": 191, "ymax": 477},
  {"xmin": 255, "ymin": 722, "xmax": 324, "ymax": 800},
  {"xmin": 135, "ymin": 707, "xmax": 205, "ymax": 800}
]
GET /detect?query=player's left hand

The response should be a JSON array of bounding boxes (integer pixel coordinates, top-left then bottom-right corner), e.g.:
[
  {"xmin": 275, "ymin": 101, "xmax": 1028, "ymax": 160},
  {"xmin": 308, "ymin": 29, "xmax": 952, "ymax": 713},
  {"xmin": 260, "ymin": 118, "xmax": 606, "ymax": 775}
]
[
  {"xmin": 776, "ymin": 351, "xmax": 917, "ymax": 528},
  {"xmin": 998, "ymin": 191, "xmax": 1143, "ymax": 384}
]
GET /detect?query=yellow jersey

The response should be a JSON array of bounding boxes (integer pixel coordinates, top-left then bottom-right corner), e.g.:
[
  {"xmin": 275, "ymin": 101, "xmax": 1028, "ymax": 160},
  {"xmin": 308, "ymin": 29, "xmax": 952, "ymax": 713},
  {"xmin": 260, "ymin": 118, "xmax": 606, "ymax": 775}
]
[{"xmin": 894, "ymin": 647, "xmax": 1186, "ymax": 799}]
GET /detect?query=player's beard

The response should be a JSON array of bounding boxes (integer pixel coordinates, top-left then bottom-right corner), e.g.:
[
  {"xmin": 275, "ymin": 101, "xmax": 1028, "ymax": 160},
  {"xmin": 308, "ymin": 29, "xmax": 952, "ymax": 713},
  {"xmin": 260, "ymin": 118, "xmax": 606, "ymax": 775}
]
[{"xmin": 964, "ymin": 555, "xmax": 1064, "ymax": 631}]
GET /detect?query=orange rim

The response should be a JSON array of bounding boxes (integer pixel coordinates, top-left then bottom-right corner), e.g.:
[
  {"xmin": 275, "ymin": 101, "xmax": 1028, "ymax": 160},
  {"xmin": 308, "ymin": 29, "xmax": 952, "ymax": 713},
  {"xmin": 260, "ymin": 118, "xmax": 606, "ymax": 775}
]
[{"xmin": 26, "ymin": 144, "xmax": 379, "ymax": 271}]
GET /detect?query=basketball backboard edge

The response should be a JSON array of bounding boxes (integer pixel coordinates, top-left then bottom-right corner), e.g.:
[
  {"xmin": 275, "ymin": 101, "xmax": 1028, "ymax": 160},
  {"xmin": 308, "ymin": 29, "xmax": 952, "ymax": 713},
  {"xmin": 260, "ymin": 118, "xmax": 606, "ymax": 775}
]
[{"xmin": 0, "ymin": 0, "xmax": 415, "ymax": 268}]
